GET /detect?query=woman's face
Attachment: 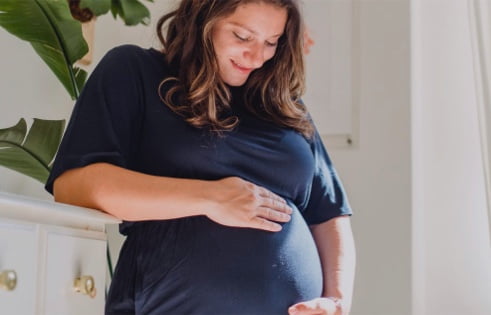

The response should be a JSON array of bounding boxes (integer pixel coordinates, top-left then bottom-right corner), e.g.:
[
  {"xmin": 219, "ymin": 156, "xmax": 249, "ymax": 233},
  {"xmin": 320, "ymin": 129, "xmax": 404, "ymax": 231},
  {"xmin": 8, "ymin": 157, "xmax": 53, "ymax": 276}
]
[{"xmin": 211, "ymin": 2, "xmax": 287, "ymax": 86}]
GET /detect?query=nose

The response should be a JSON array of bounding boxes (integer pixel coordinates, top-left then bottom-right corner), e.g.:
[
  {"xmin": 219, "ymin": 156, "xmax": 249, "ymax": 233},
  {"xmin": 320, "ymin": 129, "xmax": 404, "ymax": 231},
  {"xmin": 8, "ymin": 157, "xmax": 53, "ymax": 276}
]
[{"xmin": 244, "ymin": 43, "xmax": 265, "ymax": 69}]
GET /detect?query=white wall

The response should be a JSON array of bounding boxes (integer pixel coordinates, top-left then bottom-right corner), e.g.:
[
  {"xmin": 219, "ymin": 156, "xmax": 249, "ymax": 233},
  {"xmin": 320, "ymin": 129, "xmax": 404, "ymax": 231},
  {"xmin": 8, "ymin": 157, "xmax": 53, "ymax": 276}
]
[
  {"xmin": 411, "ymin": 0, "xmax": 491, "ymax": 314},
  {"xmin": 328, "ymin": 0, "xmax": 412, "ymax": 314}
]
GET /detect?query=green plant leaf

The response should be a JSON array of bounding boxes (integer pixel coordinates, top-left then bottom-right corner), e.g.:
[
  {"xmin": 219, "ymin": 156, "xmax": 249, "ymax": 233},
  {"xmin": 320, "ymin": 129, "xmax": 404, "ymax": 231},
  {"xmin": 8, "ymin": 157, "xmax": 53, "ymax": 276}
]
[
  {"xmin": 74, "ymin": 66, "xmax": 88, "ymax": 94},
  {"xmin": 110, "ymin": 0, "xmax": 120, "ymax": 19},
  {"xmin": 0, "ymin": 118, "xmax": 26, "ymax": 144},
  {"xmin": 0, "ymin": 119, "xmax": 65, "ymax": 183},
  {"xmin": 80, "ymin": 0, "xmax": 111, "ymax": 16},
  {"xmin": 115, "ymin": 0, "xmax": 150, "ymax": 26},
  {"xmin": 24, "ymin": 119, "xmax": 65, "ymax": 167},
  {"xmin": 0, "ymin": 0, "xmax": 88, "ymax": 99}
]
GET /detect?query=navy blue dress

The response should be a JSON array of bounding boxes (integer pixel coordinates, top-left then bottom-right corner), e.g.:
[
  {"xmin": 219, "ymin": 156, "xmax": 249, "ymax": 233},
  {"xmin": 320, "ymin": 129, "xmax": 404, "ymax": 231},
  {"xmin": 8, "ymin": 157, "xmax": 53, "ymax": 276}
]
[{"xmin": 45, "ymin": 45, "xmax": 352, "ymax": 315}]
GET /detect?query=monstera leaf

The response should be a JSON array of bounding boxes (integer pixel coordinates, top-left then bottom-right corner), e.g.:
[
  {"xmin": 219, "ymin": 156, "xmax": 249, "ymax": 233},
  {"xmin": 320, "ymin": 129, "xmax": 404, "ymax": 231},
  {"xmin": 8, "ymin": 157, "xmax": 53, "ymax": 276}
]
[
  {"xmin": 0, "ymin": 0, "xmax": 152, "ymax": 185},
  {"xmin": 0, "ymin": 0, "xmax": 88, "ymax": 99},
  {"xmin": 0, "ymin": 119, "xmax": 65, "ymax": 183},
  {"xmin": 76, "ymin": 0, "xmax": 152, "ymax": 26},
  {"xmin": 78, "ymin": 0, "xmax": 111, "ymax": 16},
  {"xmin": 110, "ymin": 0, "xmax": 153, "ymax": 26}
]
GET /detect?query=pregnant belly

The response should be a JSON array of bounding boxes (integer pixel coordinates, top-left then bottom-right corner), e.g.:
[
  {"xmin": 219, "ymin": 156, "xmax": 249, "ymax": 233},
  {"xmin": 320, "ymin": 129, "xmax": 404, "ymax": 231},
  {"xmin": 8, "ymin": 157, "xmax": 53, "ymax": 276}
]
[{"xmin": 132, "ymin": 205, "xmax": 323, "ymax": 315}]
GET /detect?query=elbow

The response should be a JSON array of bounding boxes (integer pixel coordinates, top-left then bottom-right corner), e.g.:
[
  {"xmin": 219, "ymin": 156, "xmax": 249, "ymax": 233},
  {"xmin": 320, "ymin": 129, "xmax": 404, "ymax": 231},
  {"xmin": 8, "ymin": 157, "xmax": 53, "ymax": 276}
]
[
  {"xmin": 52, "ymin": 165, "xmax": 124, "ymax": 219},
  {"xmin": 52, "ymin": 175, "xmax": 70, "ymax": 204},
  {"xmin": 52, "ymin": 167, "xmax": 96, "ymax": 209}
]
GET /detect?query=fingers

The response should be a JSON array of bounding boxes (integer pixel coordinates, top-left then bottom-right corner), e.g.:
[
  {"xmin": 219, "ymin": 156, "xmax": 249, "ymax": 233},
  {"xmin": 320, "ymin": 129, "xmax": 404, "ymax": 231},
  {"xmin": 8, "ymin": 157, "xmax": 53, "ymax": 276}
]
[
  {"xmin": 249, "ymin": 216, "xmax": 282, "ymax": 232},
  {"xmin": 261, "ymin": 197, "xmax": 293, "ymax": 215},
  {"xmin": 257, "ymin": 186, "xmax": 292, "ymax": 213},
  {"xmin": 258, "ymin": 186, "xmax": 286, "ymax": 202},
  {"xmin": 211, "ymin": 177, "xmax": 294, "ymax": 232},
  {"xmin": 247, "ymin": 204, "xmax": 291, "ymax": 232},
  {"xmin": 288, "ymin": 298, "xmax": 338, "ymax": 315},
  {"xmin": 257, "ymin": 206, "xmax": 291, "ymax": 223},
  {"xmin": 251, "ymin": 185, "xmax": 292, "ymax": 230}
]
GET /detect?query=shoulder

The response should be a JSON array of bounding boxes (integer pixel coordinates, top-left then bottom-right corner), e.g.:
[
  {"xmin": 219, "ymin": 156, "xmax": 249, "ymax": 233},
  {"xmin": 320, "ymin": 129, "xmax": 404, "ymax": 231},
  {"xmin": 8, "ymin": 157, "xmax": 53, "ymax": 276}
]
[
  {"xmin": 104, "ymin": 44, "xmax": 153, "ymax": 60},
  {"xmin": 101, "ymin": 44, "xmax": 166, "ymax": 68},
  {"xmin": 91, "ymin": 45, "xmax": 172, "ymax": 83}
]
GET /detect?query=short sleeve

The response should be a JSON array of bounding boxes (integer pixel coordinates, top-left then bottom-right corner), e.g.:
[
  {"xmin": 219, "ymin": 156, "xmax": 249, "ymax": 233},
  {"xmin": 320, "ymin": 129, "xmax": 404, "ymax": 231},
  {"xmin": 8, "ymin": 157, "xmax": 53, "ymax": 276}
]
[
  {"xmin": 45, "ymin": 45, "xmax": 145, "ymax": 194},
  {"xmin": 301, "ymin": 128, "xmax": 352, "ymax": 225}
]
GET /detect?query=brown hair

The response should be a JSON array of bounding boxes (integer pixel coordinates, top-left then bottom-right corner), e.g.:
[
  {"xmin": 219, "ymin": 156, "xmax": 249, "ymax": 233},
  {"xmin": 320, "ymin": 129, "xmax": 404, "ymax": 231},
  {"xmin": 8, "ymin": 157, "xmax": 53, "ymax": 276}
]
[{"xmin": 156, "ymin": 0, "xmax": 313, "ymax": 137}]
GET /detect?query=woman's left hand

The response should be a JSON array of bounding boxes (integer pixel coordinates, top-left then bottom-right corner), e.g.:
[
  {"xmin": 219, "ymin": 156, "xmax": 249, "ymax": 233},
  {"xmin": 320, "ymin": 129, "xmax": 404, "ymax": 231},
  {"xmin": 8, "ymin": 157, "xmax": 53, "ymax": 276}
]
[{"xmin": 288, "ymin": 297, "xmax": 343, "ymax": 315}]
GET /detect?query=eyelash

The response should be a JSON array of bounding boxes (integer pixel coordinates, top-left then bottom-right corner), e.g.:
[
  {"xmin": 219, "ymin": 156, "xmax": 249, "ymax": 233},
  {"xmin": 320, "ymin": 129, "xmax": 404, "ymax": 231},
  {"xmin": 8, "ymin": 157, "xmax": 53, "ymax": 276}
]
[
  {"xmin": 233, "ymin": 32, "xmax": 278, "ymax": 47},
  {"xmin": 233, "ymin": 32, "xmax": 250, "ymax": 42}
]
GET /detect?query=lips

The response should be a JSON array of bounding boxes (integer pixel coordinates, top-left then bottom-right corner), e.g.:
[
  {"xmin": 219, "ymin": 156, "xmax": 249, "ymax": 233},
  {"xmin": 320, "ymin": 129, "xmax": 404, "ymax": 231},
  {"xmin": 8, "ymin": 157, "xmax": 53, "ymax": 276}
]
[{"xmin": 231, "ymin": 59, "xmax": 253, "ymax": 74}]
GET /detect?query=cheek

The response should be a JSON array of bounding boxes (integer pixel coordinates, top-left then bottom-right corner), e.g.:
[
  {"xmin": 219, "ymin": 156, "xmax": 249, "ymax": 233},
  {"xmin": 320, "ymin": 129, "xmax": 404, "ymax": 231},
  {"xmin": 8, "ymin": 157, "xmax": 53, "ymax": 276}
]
[
  {"xmin": 215, "ymin": 41, "xmax": 239, "ymax": 58},
  {"xmin": 212, "ymin": 31, "xmax": 232, "ymax": 57},
  {"xmin": 264, "ymin": 48, "xmax": 277, "ymax": 62}
]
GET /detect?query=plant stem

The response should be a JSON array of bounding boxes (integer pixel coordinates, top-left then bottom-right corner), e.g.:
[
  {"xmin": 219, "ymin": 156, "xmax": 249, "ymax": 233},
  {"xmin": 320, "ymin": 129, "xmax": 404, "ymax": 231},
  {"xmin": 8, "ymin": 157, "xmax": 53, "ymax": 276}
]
[{"xmin": 35, "ymin": 0, "xmax": 81, "ymax": 99}]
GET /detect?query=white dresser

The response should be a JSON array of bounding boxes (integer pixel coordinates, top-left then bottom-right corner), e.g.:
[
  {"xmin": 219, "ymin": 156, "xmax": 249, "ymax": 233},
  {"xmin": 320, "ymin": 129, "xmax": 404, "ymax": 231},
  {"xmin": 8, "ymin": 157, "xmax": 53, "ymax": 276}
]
[{"xmin": 0, "ymin": 191, "xmax": 120, "ymax": 315}]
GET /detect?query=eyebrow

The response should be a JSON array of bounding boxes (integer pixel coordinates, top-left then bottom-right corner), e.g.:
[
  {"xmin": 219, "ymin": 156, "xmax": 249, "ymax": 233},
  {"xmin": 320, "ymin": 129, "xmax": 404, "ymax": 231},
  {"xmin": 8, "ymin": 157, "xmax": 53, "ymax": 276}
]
[{"xmin": 229, "ymin": 22, "xmax": 283, "ymax": 38}]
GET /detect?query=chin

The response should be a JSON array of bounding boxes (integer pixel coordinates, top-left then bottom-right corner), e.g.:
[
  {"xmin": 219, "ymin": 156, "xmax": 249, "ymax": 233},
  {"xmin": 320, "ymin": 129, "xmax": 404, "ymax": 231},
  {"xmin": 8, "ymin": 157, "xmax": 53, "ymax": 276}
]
[
  {"xmin": 226, "ymin": 81, "xmax": 246, "ymax": 87},
  {"xmin": 221, "ymin": 72, "xmax": 248, "ymax": 87},
  {"xmin": 226, "ymin": 75, "xmax": 250, "ymax": 87}
]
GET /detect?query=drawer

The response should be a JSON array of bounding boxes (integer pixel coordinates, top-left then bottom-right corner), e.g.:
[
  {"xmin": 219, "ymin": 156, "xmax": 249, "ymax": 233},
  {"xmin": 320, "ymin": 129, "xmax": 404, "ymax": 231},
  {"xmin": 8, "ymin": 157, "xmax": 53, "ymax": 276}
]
[
  {"xmin": 0, "ymin": 222, "xmax": 37, "ymax": 315},
  {"xmin": 43, "ymin": 231, "xmax": 107, "ymax": 315}
]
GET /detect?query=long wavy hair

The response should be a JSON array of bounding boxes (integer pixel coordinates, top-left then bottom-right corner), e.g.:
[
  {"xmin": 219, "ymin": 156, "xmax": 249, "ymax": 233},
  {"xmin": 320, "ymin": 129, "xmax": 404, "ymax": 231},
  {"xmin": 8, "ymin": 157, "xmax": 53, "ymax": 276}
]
[{"xmin": 156, "ymin": 0, "xmax": 313, "ymax": 137}]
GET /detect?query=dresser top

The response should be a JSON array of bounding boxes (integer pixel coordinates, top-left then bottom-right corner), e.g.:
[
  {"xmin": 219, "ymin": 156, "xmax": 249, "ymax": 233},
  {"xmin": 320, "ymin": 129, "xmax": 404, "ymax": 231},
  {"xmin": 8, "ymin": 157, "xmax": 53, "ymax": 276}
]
[{"xmin": 0, "ymin": 191, "xmax": 121, "ymax": 232}]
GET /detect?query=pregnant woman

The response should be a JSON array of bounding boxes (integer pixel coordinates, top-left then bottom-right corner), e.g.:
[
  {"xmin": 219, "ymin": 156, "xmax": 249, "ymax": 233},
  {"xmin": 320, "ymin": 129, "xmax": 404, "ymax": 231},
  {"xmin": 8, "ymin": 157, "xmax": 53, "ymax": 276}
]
[{"xmin": 46, "ymin": 1, "xmax": 356, "ymax": 314}]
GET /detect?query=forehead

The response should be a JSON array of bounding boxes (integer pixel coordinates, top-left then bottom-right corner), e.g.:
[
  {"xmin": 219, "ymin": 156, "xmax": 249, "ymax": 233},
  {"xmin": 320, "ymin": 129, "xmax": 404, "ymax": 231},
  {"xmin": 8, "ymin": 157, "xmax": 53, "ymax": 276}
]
[{"xmin": 218, "ymin": 2, "xmax": 288, "ymax": 34}]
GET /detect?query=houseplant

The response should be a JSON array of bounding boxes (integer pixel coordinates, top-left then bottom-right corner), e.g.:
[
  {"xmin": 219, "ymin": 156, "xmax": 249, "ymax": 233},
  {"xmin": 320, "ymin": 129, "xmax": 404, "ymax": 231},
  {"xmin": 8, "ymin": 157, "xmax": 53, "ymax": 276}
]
[
  {"xmin": 0, "ymin": 0, "xmax": 154, "ymax": 279},
  {"xmin": 0, "ymin": 0, "xmax": 153, "ymax": 184}
]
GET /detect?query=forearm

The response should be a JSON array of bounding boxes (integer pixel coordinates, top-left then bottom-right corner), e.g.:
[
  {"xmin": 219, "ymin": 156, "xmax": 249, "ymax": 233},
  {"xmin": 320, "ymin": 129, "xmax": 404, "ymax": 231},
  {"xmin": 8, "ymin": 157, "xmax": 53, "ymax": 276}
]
[
  {"xmin": 311, "ymin": 216, "xmax": 356, "ymax": 313},
  {"xmin": 53, "ymin": 162, "xmax": 212, "ymax": 221}
]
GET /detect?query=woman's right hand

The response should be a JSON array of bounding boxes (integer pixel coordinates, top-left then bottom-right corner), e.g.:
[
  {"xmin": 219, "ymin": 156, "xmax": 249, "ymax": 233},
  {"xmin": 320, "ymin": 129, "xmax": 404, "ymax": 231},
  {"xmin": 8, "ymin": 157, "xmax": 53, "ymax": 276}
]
[{"xmin": 205, "ymin": 177, "xmax": 293, "ymax": 232}]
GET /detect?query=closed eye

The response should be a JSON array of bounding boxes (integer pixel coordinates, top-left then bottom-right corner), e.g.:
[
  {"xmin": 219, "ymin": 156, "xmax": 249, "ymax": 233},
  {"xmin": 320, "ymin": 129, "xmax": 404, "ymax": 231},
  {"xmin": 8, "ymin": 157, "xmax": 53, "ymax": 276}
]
[
  {"xmin": 233, "ymin": 31, "xmax": 278, "ymax": 48},
  {"xmin": 233, "ymin": 32, "xmax": 251, "ymax": 42}
]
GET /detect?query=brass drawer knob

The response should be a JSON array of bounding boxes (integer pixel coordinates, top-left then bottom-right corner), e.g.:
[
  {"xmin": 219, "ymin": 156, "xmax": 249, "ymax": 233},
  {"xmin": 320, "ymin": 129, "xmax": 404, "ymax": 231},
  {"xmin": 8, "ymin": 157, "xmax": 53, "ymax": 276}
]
[
  {"xmin": 73, "ymin": 275, "xmax": 96, "ymax": 298},
  {"xmin": 0, "ymin": 270, "xmax": 17, "ymax": 291}
]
